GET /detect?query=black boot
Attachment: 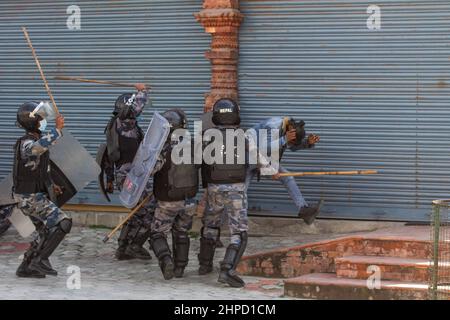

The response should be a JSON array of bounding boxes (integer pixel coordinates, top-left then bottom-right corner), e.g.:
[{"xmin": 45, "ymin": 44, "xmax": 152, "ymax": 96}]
[
  {"xmin": 298, "ymin": 200, "xmax": 324, "ymax": 225},
  {"xmin": 218, "ymin": 232, "xmax": 248, "ymax": 288},
  {"xmin": 126, "ymin": 229, "xmax": 152, "ymax": 260},
  {"xmin": 16, "ymin": 259, "xmax": 46, "ymax": 278},
  {"xmin": 28, "ymin": 232, "xmax": 58, "ymax": 276},
  {"xmin": 172, "ymin": 230, "xmax": 190, "ymax": 278},
  {"xmin": 29, "ymin": 258, "xmax": 57, "ymax": 276},
  {"xmin": 115, "ymin": 245, "xmax": 132, "ymax": 260},
  {"xmin": 41, "ymin": 259, "xmax": 57, "ymax": 276},
  {"xmin": 29, "ymin": 219, "xmax": 72, "ymax": 276},
  {"xmin": 125, "ymin": 244, "xmax": 152, "ymax": 260},
  {"xmin": 16, "ymin": 244, "xmax": 46, "ymax": 279},
  {"xmin": 150, "ymin": 233, "xmax": 174, "ymax": 280},
  {"xmin": 116, "ymin": 223, "xmax": 133, "ymax": 260},
  {"xmin": 198, "ymin": 227, "xmax": 219, "ymax": 275}
]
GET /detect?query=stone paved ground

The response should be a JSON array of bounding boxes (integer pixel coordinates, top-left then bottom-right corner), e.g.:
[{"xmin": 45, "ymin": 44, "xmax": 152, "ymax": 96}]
[{"xmin": 0, "ymin": 226, "xmax": 350, "ymax": 300}]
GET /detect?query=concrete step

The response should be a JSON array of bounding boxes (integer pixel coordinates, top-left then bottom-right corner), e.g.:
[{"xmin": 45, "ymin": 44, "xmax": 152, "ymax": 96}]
[
  {"xmin": 335, "ymin": 255, "xmax": 438, "ymax": 282},
  {"xmin": 284, "ymin": 273, "xmax": 436, "ymax": 300}
]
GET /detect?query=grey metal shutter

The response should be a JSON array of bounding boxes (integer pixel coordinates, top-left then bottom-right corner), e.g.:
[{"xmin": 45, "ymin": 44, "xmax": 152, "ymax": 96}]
[
  {"xmin": 239, "ymin": 0, "xmax": 450, "ymax": 221},
  {"xmin": 0, "ymin": 0, "xmax": 210, "ymax": 205}
]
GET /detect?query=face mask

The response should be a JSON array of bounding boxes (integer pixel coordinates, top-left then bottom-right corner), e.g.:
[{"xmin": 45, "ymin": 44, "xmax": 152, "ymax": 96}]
[{"xmin": 38, "ymin": 119, "xmax": 47, "ymax": 131}]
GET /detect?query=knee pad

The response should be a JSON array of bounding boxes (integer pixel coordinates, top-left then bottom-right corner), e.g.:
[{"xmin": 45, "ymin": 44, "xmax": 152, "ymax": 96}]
[
  {"xmin": 202, "ymin": 226, "xmax": 220, "ymax": 241},
  {"xmin": 150, "ymin": 231, "xmax": 165, "ymax": 241},
  {"xmin": 173, "ymin": 230, "xmax": 189, "ymax": 243},
  {"xmin": 58, "ymin": 218, "xmax": 72, "ymax": 234}
]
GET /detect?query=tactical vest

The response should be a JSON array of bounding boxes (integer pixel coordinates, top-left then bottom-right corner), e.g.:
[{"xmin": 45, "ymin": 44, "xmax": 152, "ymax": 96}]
[
  {"xmin": 117, "ymin": 135, "xmax": 140, "ymax": 166},
  {"xmin": 202, "ymin": 127, "xmax": 248, "ymax": 185},
  {"xmin": 105, "ymin": 116, "xmax": 143, "ymax": 166},
  {"xmin": 13, "ymin": 133, "xmax": 51, "ymax": 194},
  {"xmin": 154, "ymin": 142, "xmax": 199, "ymax": 202}
]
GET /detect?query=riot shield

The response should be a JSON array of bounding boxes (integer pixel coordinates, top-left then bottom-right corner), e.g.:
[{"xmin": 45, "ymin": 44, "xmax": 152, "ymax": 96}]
[
  {"xmin": 49, "ymin": 128, "xmax": 100, "ymax": 195},
  {"xmin": 48, "ymin": 160, "xmax": 78, "ymax": 207},
  {"xmin": 8, "ymin": 207, "xmax": 35, "ymax": 238},
  {"xmin": 119, "ymin": 112, "xmax": 170, "ymax": 208}
]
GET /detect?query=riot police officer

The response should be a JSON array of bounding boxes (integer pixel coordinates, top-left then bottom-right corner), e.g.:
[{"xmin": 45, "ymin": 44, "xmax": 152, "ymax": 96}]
[
  {"xmin": 102, "ymin": 83, "xmax": 156, "ymax": 260},
  {"xmin": 199, "ymin": 98, "xmax": 249, "ymax": 288},
  {"xmin": 149, "ymin": 109, "xmax": 199, "ymax": 280},
  {"xmin": 14, "ymin": 101, "xmax": 72, "ymax": 278}
]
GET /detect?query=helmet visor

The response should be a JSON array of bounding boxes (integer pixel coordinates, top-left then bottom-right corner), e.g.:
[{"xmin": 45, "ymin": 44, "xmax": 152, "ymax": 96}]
[{"xmin": 30, "ymin": 101, "xmax": 57, "ymax": 121}]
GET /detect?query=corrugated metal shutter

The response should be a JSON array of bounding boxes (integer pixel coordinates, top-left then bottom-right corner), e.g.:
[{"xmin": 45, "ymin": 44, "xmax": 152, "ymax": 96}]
[
  {"xmin": 239, "ymin": 0, "xmax": 450, "ymax": 221},
  {"xmin": 0, "ymin": 0, "xmax": 210, "ymax": 205}
]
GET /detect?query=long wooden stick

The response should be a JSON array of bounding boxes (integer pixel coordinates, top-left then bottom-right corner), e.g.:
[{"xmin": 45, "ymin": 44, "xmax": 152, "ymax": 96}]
[
  {"xmin": 22, "ymin": 27, "xmax": 60, "ymax": 115},
  {"xmin": 102, "ymin": 193, "xmax": 152, "ymax": 243},
  {"xmin": 54, "ymin": 76, "xmax": 149, "ymax": 88},
  {"xmin": 276, "ymin": 170, "xmax": 378, "ymax": 178}
]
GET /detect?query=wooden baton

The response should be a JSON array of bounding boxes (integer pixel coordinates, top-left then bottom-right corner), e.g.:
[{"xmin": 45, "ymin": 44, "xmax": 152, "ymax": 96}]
[
  {"xmin": 276, "ymin": 170, "xmax": 378, "ymax": 178},
  {"xmin": 22, "ymin": 27, "xmax": 60, "ymax": 115},
  {"xmin": 102, "ymin": 193, "xmax": 153, "ymax": 243},
  {"xmin": 54, "ymin": 76, "xmax": 150, "ymax": 88}
]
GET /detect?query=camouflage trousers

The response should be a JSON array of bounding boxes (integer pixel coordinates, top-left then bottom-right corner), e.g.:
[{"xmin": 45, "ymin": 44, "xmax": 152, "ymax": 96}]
[
  {"xmin": 14, "ymin": 192, "xmax": 69, "ymax": 237},
  {"xmin": 202, "ymin": 183, "xmax": 248, "ymax": 245},
  {"xmin": 151, "ymin": 199, "xmax": 196, "ymax": 235}
]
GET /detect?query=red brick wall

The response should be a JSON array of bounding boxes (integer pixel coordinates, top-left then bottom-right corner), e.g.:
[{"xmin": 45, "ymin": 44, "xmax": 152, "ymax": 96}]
[{"xmin": 195, "ymin": 0, "xmax": 243, "ymax": 111}]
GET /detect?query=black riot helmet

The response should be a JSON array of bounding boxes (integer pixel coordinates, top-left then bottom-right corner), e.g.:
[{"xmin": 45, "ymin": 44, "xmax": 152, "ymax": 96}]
[
  {"xmin": 212, "ymin": 98, "xmax": 240, "ymax": 126},
  {"xmin": 287, "ymin": 118, "xmax": 306, "ymax": 147},
  {"xmin": 16, "ymin": 101, "xmax": 43, "ymax": 132},
  {"xmin": 114, "ymin": 93, "xmax": 143, "ymax": 120},
  {"xmin": 162, "ymin": 108, "xmax": 187, "ymax": 132}
]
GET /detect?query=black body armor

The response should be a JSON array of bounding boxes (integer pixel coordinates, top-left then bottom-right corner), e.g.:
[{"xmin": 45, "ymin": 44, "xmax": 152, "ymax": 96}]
[
  {"xmin": 154, "ymin": 142, "xmax": 199, "ymax": 202},
  {"xmin": 13, "ymin": 133, "xmax": 51, "ymax": 194},
  {"xmin": 202, "ymin": 127, "xmax": 247, "ymax": 185},
  {"xmin": 117, "ymin": 135, "xmax": 141, "ymax": 166},
  {"xmin": 105, "ymin": 116, "xmax": 143, "ymax": 166}
]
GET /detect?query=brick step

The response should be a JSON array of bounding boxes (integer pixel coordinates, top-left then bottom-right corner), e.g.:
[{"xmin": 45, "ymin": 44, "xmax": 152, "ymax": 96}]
[
  {"xmin": 335, "ymin": 255, "xmax": 443, "ymax": 282},
  {"xmin": 355, "ymin": 239, "xmax": 431, "ymax": 259},
  {"xmin": 283, "ymin": 273, "xmax": 438, "ymax": 300},
  {"xmin": 238, "ymin": 231, "xmax": 433, "ymax": 279}
]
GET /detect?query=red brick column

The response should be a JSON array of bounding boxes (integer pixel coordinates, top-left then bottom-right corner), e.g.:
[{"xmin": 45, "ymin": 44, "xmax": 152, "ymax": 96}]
[{"xmin": 195, "ymin": 0, "xmax": 243, "ymax": 112}]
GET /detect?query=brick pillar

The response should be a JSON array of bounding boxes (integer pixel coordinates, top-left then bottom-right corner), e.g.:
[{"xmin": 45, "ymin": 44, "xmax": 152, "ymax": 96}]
[{"xmin": 195, "ymin": 0, "xmax": 243, "ymax": 112}]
